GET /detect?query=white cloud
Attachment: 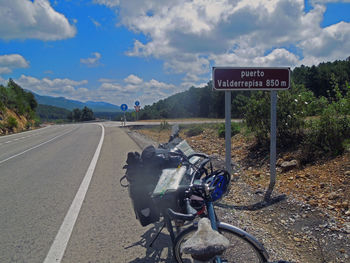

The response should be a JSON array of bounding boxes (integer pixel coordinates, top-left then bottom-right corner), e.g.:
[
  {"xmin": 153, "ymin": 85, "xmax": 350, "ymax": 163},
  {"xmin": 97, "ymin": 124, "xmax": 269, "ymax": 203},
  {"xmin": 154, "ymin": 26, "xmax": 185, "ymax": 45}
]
[
  {"xmin": 98, "ymin": 78, "xmax": 116, "ymax": 83},
  {"xmin": 124, "ymin": 74, "xmax": 143, "ymax": 85},
  {"xmin": 212, "ymin": 48, "xmax": 300, "ymax": 67},
  {"xmin": 15, "ymin": 75, "xmax": 88, "ymax": 98},
  {"xmin": 299, "ymin": 21, "xmax": 350, "ymax": 65},
  {"xmin": 0, "ymin": 0, "xmax": 76, "ymax": 41},
  {"xmin": 97, "ymin": 74, "xmax": 176, "ymax": 105},
  {"xmin": 80, "ymin": 52, "xmax": 102, "ymax": 66},
  {"xmin": 97, "ymin": 0, "xmax": 350, "ymax": 90},
  {"xmin": 0, "ymin": 54, "xmax": 29, "ymax": 74},
  {"xmin": 11, "ymin": 72, "xmax": 175, "ymax": 106},
  {"xmin": 99, "ymin": 83, "xmax": 123, "ymax": 91},
  {"xmin": 145, "ymin": 79, "xmax": 175, "ymax": 90}
]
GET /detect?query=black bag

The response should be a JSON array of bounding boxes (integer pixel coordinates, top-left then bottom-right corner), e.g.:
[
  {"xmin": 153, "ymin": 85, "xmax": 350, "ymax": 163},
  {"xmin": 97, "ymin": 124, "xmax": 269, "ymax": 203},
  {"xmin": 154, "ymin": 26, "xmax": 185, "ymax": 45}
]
[{"xmin": 121, "ymin": 146, "xmax": 181, "ymax": 227}]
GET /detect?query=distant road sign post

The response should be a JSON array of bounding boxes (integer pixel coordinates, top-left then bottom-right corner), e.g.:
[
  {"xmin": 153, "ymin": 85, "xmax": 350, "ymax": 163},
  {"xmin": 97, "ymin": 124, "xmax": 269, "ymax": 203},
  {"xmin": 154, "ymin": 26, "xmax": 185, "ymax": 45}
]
[
  {"xmin": 213, "ymin": 67, "xmax": 290, "ymax": 201},
  {"xmin": 134, "ymin": 101, "xmax": 141, "ymax": 121},
  {"xmin": 121, "ymin": 104, "xmax": 128, "ymax": 126}
]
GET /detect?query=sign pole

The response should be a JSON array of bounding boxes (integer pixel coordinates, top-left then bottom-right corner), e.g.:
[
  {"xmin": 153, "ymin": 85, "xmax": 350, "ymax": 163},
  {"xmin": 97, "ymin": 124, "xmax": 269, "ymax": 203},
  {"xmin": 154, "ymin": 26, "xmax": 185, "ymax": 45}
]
[
  {"xmin": 265, "ymin": 90, "xmax": 277, "ymax": 201},
  {"xmin": 120, "ymin": 103, "xmax": 128, "ymax": 126},
  {"xmin": 213, "ymin": 67, "xmax": 290, "ymax": 201},
  {"xmin": 225, "ymin": 91, "xmax": 231, "ymax": 176}
]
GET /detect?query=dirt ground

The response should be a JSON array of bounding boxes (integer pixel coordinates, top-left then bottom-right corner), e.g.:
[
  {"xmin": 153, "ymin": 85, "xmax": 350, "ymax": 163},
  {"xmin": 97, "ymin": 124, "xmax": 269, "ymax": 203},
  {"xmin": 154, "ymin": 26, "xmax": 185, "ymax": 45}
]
[{"xmin": 130, "ymin": 125, "xmax": 350, "ymax": 263}]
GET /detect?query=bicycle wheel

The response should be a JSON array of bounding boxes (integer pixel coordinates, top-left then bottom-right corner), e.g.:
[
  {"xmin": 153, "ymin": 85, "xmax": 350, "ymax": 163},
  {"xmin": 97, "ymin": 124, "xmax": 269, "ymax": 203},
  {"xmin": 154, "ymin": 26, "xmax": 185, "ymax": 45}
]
[{"xmin": 173, "ymin": 222, "xmax": 268, "ymax": 263}]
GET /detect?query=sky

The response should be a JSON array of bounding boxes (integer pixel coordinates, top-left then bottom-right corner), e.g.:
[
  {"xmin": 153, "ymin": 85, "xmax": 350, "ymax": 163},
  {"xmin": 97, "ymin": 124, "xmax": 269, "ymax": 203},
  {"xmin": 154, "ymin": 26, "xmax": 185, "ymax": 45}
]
[{"xmin": 0, "ymin": 0, "xmax": 350, "ymax": 107}]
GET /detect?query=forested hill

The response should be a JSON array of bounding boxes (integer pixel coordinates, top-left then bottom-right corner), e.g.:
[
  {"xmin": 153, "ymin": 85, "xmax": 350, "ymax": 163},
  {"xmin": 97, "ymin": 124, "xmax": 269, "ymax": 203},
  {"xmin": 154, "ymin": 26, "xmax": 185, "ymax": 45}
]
[
  {"xmin": 293, "ymin": 57, "xmax": 350, "ymax": 97},
  {"xmin": 135, "ymin": 58, "xmax": 350, "ymax": 120},
  {"xmin": 35, "ymin": 104, "xmax": 71, "ymax": 122}
]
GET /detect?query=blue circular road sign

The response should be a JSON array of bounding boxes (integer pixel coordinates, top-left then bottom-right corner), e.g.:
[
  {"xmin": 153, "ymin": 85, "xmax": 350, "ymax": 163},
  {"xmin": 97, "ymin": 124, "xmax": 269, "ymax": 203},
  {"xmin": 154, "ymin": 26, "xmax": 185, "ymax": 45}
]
[
  {"xmin": 135, "ymin": 101, "xmax": 140, "ymax": 106},
  {"xmin": 121, "ymin": 104, "xmax": 128, "ymax": 111}
]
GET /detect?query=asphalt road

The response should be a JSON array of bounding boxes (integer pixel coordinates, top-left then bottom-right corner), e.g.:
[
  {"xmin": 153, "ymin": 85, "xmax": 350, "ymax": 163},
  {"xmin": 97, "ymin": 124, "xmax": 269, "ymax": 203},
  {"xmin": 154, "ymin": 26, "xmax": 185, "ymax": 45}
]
[{"xmin": 0, "ymin": 123, "xmax": 173, "ymax": 263}]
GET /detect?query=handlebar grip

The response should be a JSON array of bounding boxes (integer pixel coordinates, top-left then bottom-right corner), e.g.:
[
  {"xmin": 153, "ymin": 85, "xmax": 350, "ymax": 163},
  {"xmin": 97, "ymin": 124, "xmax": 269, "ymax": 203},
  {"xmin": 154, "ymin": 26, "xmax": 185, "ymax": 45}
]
[{"xmin": 167, "ymin": 208, "xmax": 196, "ymax": 221}]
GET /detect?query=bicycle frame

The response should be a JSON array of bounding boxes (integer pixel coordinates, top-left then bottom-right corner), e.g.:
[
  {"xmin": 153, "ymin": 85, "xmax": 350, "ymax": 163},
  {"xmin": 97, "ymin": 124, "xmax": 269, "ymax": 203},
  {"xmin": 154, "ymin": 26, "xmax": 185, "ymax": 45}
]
[
  {"xmin": 163, "ymin": 197, "xmax": 224, "ymax": 262},
  {"xmin": 153, "ymin": 150, "xmax": 269, "ymax": 262}
]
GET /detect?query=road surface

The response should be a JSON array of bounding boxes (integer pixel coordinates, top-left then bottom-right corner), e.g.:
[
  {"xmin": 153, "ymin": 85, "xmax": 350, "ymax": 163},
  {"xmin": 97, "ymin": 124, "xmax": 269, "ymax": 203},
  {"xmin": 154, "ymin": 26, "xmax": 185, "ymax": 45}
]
[{"xmin": 0, "ymin": 123, "xmax": 173, "ymax": 262}]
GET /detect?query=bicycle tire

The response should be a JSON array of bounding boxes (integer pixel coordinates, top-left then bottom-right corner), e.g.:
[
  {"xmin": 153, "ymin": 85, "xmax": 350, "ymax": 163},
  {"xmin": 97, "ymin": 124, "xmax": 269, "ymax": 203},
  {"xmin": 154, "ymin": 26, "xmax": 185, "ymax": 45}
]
[{"xmin": 173, "ymin": 222, "xmax": 268, "ymax": 263}]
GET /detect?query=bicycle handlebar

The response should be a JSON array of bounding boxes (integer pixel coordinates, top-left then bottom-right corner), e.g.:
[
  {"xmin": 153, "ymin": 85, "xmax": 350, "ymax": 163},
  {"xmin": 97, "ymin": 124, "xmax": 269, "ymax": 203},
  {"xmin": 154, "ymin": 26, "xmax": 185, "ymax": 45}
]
[
  {"xmin": 167, "ymin": 199, "xmax": 197, "ymax": 221},
  {"xmin": 167, "ymin": 183, "xmax": 213, "ymax": 221}
]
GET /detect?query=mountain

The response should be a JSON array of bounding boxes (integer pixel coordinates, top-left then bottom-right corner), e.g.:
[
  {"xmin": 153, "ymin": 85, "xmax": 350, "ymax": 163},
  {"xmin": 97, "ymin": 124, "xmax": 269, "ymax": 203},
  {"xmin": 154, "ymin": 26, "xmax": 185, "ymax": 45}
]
[{"xmin": 33, "ymin": 93, "xmax": 121, "ymax": 112}]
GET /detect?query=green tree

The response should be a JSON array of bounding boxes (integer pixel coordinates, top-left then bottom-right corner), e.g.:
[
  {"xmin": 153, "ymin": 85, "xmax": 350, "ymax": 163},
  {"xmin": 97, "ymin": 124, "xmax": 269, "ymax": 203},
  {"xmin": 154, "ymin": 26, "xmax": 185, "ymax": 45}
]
[
  {"xmin": 81, "ymin": 106, "xmax": 94, "ymax": 121},
  {"xmin": 67, "ymin": 111, "xmax": 73, "ymax": 122},
  {"xmin": 72, "ymin": 108, "xmax": 81, "ymax": 122}
]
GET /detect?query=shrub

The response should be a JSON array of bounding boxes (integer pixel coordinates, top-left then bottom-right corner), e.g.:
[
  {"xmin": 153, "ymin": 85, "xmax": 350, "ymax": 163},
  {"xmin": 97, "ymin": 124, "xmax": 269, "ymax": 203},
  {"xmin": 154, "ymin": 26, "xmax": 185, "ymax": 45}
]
[
  {"xmin": 302, "ymin": 99, "xmax": 350, "ymax": 162},
  {"xmin": 185, "ymin": 126, "xmax": 204, "ymax": 137},
  {"xmin": 34, "ymin": 118, "xmax": 41, "ymax": 127},
  {"xmin": 25, "ymin": 121, "xmax": 32, "ymax": 129},
  {"xmin": 300, "ymin": 84, "xmax": 350, "ymax": 162},
  {"xmin": 160, "ymin": 120, "xmax": 170, "ymax": 130},
  {"xmin": 7, "ymin": 116, "xmax": 18, "ymax": 130},
  {"xmin": 218, "ymin": 122, "xmax": 241, "ymax": 138},
  {"xmin": 243, "ymin": 85, "xmax": 308, "ymax": 148}
]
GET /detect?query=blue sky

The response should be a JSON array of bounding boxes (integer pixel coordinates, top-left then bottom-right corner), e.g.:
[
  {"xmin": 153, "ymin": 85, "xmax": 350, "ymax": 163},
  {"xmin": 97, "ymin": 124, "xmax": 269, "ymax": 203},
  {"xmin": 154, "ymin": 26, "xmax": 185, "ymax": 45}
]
[{"xmin": 0, "ymin": 0, "xmax": 350, "ymax": 107}]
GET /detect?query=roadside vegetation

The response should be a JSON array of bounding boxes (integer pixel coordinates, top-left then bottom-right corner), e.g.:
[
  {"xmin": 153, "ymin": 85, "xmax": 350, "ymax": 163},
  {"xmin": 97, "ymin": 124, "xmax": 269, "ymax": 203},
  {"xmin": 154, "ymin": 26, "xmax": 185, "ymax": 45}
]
[
  {"xmin": 0, "ymin": 79, "xmax": 39, "ymax": 134},
  {"xmin": 244, "ymin": 82, "xmax": 350, "ymax": 163}
]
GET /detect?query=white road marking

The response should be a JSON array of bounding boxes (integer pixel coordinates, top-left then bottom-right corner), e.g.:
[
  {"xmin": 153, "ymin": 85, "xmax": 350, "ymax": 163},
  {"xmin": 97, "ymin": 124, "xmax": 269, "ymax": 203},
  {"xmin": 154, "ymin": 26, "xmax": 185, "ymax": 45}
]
[
  {"xmin": 0, "ymin": 125, "xmax": 50, "ymax": 138},
  {"xmin": 43, "ymin": 124, "xmax": 105, "ymax": 263},
  {"xmin": 5, "ymin": 141, "xmax": 12, "ymax": 144},
  {"xmin": 0, "ymin": 129, "xmax": 74, "ymax": 165}
]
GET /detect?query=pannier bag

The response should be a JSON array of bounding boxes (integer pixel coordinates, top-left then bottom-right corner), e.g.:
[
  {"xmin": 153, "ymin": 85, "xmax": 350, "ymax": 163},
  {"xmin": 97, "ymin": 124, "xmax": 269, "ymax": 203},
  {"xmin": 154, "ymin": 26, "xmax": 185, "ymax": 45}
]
[{"xmin": 121, "ymin": 145, "xmax": 181, "ymax": 226}]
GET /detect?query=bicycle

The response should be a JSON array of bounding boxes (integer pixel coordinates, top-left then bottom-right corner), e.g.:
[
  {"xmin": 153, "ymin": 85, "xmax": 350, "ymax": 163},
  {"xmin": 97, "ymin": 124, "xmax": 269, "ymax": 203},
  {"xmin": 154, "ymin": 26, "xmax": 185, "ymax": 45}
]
[{"xmin": 149, "ymin": 144, "xmax": 269, "ymax": 263}]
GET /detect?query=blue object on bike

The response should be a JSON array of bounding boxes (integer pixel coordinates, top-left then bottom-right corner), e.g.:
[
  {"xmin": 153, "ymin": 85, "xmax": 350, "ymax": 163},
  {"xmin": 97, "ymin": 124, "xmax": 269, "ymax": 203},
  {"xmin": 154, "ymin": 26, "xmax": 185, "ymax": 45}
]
[{"xmin": 206, "ymin": 170, "xmax": 230, "ymax": 202}]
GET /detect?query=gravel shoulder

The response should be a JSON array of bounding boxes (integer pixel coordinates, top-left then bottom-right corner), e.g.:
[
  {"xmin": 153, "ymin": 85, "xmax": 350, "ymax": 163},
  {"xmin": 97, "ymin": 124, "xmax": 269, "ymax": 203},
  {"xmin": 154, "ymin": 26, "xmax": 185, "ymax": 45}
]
[{"xmin": 126, "ymin": 126, "xmax": 350, "ymax": 263}]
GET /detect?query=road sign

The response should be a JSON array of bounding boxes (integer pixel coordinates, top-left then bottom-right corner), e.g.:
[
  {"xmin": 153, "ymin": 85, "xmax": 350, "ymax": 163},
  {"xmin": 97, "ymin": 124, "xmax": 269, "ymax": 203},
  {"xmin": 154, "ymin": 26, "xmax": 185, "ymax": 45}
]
[
  {"xmin": 212, "ymin": 67, "xmax": 290, "ymax": 91},
  {"xmin": 135, "ymin": 101, "xmax": 140, "ymax": 106},
  {"xmin": 134, "ymin": 105, "xmax": 141, "ymax": 112},
  {"xmin": 121, "ymin": 104, "xmax": 128, "ymax": 111}
]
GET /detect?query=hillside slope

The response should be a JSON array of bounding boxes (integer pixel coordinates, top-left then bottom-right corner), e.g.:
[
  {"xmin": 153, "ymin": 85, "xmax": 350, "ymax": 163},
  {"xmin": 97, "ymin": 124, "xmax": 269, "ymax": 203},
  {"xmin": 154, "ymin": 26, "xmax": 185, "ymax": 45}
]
[{"xmin": 0, "ymin": 108, "xmax": 35, "ymax": 135}]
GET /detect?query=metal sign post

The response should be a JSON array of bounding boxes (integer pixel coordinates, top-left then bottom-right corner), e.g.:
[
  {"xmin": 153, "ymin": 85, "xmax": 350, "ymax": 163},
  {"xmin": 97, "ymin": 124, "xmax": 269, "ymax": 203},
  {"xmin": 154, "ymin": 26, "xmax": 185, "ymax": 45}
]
[
  {"xmin": 134, "ymin": 101, "xmax": 140, "ymax": 121},
  {"xmin": 213, "ymin": 67, "xmax": 290, "ymax": 201},
  {"xmin": 225, "ymin": 91, "xmax": 231, "ymax": 176},
  {"xmin": 265, "ymin": 91, "xmax": 277, "ymax": 201},
  {"xmin": 121, "ymin": 104, "xmax": 128, "ymax": 126}
]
